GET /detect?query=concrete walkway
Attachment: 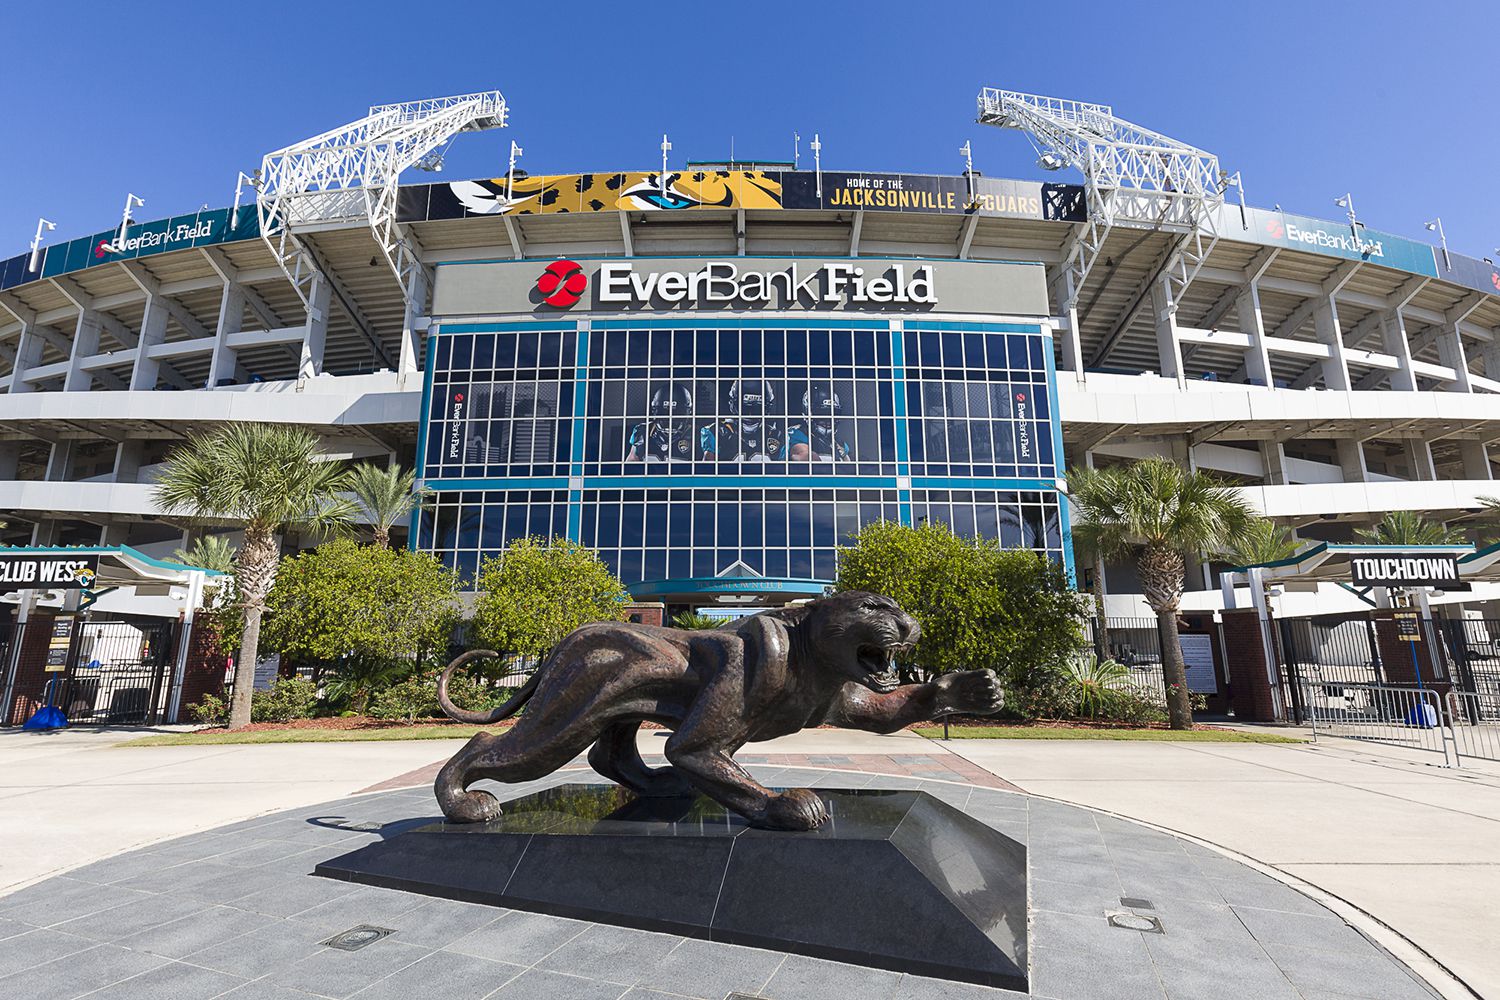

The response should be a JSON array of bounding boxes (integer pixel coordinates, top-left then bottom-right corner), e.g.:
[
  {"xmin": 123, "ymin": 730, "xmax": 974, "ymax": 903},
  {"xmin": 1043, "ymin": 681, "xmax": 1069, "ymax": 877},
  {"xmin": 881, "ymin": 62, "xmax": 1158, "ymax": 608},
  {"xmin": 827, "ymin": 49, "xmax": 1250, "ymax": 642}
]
[
  {"xmin": 3, "ymin": 726, "xmax": 1495, "ymax": 996},
  {"xmin": 0, "ymin": 726, "xmax": 930, "ymax": 893},
  {"xmin": 935, "ymin": 734, "xmax": 1500, "ymax": 999}
]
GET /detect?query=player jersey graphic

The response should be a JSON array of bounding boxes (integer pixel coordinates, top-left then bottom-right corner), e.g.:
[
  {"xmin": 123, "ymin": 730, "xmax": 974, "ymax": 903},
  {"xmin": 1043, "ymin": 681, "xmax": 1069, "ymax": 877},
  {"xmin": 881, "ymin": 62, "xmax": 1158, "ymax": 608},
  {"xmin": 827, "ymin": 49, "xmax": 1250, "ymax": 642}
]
[
  {"xmin": 627, "ymin": 422, "xmax": 694, "ymax": 461},
  {"xmin": 699, "ymin": 419, "xmax": 786, "ymax": 460}
]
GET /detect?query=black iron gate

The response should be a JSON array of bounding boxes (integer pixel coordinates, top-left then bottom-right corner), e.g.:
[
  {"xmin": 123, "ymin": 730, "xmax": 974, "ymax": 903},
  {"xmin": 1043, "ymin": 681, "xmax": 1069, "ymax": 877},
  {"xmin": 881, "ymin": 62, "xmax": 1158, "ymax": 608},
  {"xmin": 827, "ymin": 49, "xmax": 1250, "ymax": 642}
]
[
  {"xmin": 1437, "ymin": 618, "xmax": 1500, "ymax": 722},
  {"xmin": 57, "ymin": 619, "xmax": 179, "ymax": 725},
  {"xmin": 1277, "ymin": 613, "xmax": 1385, "ymax": 724}
]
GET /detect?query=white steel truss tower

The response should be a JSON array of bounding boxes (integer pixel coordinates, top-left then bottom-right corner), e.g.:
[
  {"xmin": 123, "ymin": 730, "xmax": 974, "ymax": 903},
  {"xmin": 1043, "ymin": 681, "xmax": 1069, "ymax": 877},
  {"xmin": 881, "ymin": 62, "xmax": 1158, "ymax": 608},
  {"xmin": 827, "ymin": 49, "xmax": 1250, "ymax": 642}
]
[
  {"xmin": 255, "ymin": 92, "xmax": 508, "ymax": 342},
  {"xmin": 976, "ymin": 89, "xmax": 1229, "ymax": 347}
]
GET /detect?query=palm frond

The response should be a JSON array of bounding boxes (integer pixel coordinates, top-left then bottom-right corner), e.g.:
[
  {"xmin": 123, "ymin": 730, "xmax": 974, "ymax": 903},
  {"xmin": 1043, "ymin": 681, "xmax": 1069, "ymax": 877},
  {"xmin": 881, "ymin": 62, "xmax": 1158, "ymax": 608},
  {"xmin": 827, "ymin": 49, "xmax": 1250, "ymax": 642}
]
[
  {"xmin": 347, "ymin": 462, "xmax": 426, "ymax": 539},
  {"xmin": 153, "ymin": 423, "xmax": 355, "ymax": 534},
  {"xmin": 1354, "ymin": 510, "xmax": 1463, "ymax": 546},
  {"xmin": 171, "ymin": 534, "xmax": 238, "ymax": 573},
  {"xmin": 1067, "ymin": 457, "xmax": 1255, "ymax": 559}
]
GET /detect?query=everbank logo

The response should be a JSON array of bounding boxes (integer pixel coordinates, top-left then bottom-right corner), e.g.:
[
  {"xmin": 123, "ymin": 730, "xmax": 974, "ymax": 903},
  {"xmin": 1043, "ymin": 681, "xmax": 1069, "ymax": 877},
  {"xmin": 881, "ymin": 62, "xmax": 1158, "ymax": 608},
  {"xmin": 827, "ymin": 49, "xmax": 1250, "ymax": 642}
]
[
  {"xmin": 1266, "ymin": 217, "xmax": 1383, "ymax": 259},
  {"xmin": 537, "ymin": 259, "xmax": 587, "ymax": 307}
]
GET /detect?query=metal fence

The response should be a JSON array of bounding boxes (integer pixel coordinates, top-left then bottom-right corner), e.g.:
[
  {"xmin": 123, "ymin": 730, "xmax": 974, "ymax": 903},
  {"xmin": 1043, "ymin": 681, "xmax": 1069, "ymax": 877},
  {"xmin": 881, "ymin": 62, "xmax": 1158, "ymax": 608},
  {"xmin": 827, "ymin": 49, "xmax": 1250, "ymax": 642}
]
[
  {"xmin": 1293, "ymin": 678, "xmax": 1500, "ymax": 766},
  {"xmin": 1085, "ymin": 616, "xmax": 1168, "ymax": 705},
  {"xmin": 0, "ymin": 617, "xmax": 180, "ymax": 726},
  {"xmin": 1437, "ymin": 618, "xmax": 1500, "ymax": 722}
]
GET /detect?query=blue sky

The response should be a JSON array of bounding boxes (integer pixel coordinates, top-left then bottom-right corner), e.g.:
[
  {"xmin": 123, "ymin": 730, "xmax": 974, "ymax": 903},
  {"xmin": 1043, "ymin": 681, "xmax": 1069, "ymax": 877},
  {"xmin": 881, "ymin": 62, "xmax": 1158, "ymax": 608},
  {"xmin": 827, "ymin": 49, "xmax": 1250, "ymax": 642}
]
[{"xmin": 4, "ymin": 0, "xmax": 1498, "ymax": 262}]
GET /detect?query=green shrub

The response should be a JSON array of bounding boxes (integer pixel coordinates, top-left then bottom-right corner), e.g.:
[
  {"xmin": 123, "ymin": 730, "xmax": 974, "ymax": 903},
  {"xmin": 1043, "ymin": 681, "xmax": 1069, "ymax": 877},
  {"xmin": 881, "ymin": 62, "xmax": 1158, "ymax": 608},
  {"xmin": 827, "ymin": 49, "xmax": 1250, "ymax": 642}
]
[
  {"xmin": 370, "ymin": 672, "xmax": 440, "ymax": 723},
  {"xmin": 1103, "ymin": 690, "xmax": 1170, "ymax": 726},
  {"xmin": 1064, "ymin": 654, "xmax": 1130, "ymax": 718},
  {"xmin": 187, "ymin": 693, "xmax": 227, "ymax": 726},
  {"xmin": 1002, "ymin": 664, "xmax": 1075, "ymax": 721},
  {"xmin": 251, "ymin": 676, "xmax": 319, "ymax": 723}
]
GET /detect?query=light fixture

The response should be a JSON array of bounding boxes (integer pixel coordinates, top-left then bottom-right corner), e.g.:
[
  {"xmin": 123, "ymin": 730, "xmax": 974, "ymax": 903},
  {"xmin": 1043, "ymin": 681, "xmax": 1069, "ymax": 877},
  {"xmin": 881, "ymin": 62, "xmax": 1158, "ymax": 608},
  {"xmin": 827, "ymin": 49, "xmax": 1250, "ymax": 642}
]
[
  {"xmin": 811, "ymin": 133, "xmax": 823, "ymax": 199},
  {"xmin": 1036, "ymin": 152, "xmax": 1067, "ymax": 171},
  {"xmin": 232, "ymin": 171, "xmax": 258, "ymax": 227},
  {"xmin": 506, "ymin": 140, "xmax": 523, "ymax": 203},
  {"xmin": 960, "ymin": 140, "xmax": 975, "ymax": 203},
  {"xmin": 660, "ymin": 133, "xmax": 672, "ymax": 195},
  {"xmin": 1425, "ymin": 217, "xmax": 1449, "ymax": 269},
  {"xmin": 27, "ymin": 218, "xmax": 55, "ymax": 273},
  {"xmin": 415, "ymin": 151, "xmax": 444, "ymax": 172},
  {"xmin": 793, "ymin": 131, "xmax": 801, "ymax": 169},
  {"xmin": 112, "ymin": 193, "xmax": 144, "ymax": 252},
  {"xmin": 1334, "ymin": 192, "xmax": 1360, "ymax": 236}
]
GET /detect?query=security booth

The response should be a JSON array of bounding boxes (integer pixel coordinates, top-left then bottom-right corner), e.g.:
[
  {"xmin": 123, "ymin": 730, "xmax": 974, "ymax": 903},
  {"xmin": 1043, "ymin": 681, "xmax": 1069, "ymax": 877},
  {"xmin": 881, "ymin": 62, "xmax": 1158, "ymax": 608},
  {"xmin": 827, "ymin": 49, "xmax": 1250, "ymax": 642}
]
[
  {"xmin": 1217, "ymin": 543, "xmax": 1490, "ymax": 724},
  {"xmin": 0, "ymin": 546, "xmax": 219, "ymax": 727}
]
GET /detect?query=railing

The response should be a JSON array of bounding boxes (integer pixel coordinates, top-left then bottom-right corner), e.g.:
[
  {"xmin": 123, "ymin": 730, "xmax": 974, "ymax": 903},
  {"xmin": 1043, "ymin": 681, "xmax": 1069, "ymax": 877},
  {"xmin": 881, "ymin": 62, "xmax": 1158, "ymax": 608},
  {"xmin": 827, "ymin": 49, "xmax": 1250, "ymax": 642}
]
[
  {"xmin": 1447, "ymin": 691, "xmax": 1500, "ymax": 762},
  {"xmin": 1296, "ymin": 680, "xmax": 1456, "ymax": 765}
]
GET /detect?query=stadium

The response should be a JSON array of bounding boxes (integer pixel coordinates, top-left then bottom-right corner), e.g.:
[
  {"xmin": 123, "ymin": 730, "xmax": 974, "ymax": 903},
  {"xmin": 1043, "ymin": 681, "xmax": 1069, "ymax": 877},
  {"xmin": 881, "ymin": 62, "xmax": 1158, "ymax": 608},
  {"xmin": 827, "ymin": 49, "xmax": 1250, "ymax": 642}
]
[{"xmin": 5, "ymin": 86, "xmax": 1500, "ymax": 695}]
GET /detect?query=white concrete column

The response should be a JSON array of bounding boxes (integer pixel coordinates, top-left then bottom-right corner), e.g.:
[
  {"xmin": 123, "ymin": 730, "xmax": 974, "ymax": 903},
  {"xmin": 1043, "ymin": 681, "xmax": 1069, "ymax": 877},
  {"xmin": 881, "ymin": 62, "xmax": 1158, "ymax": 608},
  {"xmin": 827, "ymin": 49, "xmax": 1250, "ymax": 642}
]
[
  {"xmin": 1335, "ymin": 438, "xmax": 1368, "ymax": 483},
  {"xmin": 1459, "ymin": 441, "xmax": 1493, "ymax": 480},
  {"xmin": 1150, "ymin": 277, "xmax": 1185, "ymax": 386},
  {"xmin": 298, "ymin": 275, "xmax": 332, "ymax": 379},
  {"xmin": 1236, "ymin": 282, "xmax": 1274, "ymax": 387},
  {"xmin": 129, "ymin": 297, "xmax": 170, "ymax": 391},
  {"xmin": 113, "ymin": 439, "xmax": 145, "ymax": 483},
  {"xmin": 7, "ymin": 322, "xmax": 46, "ymax": 394},
  {"xmin": 1378, "ymin": 310, "xmax": 1418, "ymax": 391},
  {"xmin": 64, "ymin": 311, "xmax": 102, "ymax": 392},
  {"xmin": 398, "ymin": 265, "xmax": 428, "ymax": 381},
  {"xmin": 1313, "ymin": 297, "xmax": 1351, "ymax": 390},
  {"xmin": 1402, "ymin": 439, "xmax": 1437, "ymax": 481},
  {"xmin": 209, "ymin": 283, "xmax": 245, "ymax": 387},
  {"xmin": 1258, "ymin": 440, "xmax": 1290, "ymax": 485},
  {"xmin": 44, "ymin": 441, "xmax": 75, "ymax": 481},
  {"xmin": 0, "ymin": 441, "xmax": 19, "ymax": 480},
  {"xmin": 1052, "ymin": 268, "xmax": 1086, "ymax": 385},
  {"xmin": 1436, "ymin": 326, "xmax": 1473, "ymax": 392}
]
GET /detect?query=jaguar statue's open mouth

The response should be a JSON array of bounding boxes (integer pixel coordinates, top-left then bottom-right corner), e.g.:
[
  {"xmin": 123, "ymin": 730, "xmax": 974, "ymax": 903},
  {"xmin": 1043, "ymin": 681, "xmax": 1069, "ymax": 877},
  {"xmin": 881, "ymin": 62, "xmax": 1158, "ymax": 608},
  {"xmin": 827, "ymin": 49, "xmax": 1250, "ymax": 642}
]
[{"xmin": 856, "ymin": 642, "xmax": 910, "ymax": 693}]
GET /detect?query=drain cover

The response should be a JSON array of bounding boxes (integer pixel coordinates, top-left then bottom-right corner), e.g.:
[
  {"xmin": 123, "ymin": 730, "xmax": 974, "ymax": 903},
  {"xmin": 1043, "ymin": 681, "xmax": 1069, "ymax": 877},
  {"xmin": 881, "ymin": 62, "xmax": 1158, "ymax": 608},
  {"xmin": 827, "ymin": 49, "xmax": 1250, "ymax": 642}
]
[
  {"xmin": 322, "ymin": 925, "xmax": 395, "ymax": 951},
  {"xmin": 726, "ymin": 994, "xmax": 772, "ymax": 1000},
  {"xmin": 1106, "ymin": 910, "xmax": 1164, "ymax": 934},
  {"xmin": 1119, "ymin": 896, "xmax": 1155, "ymax": 910}
]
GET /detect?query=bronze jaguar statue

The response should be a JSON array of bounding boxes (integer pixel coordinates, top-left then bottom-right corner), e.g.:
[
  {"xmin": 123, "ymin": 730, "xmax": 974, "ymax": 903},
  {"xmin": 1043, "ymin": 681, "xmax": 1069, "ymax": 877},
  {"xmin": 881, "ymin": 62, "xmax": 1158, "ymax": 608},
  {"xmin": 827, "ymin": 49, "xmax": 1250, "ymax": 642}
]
[{"xmin": 433, "ymin": 590, "xmax": 1004, "ymax": 830}]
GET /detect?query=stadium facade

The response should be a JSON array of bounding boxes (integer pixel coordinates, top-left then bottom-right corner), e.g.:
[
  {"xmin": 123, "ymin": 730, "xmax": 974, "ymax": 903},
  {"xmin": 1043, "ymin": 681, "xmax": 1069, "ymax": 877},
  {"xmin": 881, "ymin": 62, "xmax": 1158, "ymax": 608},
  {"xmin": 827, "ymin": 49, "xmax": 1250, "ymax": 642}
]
[{"xmin": 5, "ymin": 91, "xmax": 1500, "ymax": 622}]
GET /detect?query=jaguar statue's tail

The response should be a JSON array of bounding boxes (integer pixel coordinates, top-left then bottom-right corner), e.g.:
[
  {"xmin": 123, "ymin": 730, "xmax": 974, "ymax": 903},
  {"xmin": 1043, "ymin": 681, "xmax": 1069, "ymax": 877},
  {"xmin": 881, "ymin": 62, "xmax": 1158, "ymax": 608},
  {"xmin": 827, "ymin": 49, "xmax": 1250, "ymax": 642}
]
[{"xmin": 436, "ymin": 649, "xmax": 542, "ymax": 724}]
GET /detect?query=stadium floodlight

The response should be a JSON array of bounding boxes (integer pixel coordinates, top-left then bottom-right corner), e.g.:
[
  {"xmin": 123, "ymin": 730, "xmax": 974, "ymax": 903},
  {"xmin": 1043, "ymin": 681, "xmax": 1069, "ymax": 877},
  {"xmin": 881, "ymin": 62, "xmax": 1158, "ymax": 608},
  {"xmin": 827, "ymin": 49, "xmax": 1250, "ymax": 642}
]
[
  {"xmin": 112, "ymin": 193, "xmax": 144, "ymax": 252},
  {"xmin": 960, "ymin": 140, "xmax": 975, "ymax": 203},
  {"xmin": 1035, "ymin": 152, "xmax": 1067, "ymax": 171},
  {"xmin": 27, "ymin": 218, "xmax": 55, "ymax": 274},
  {"xmin": 1425, "ymin": 217, "xmax": 1449, "ymax": 269},
  {"xmin": 507, "ymin": 140, "xmax": 523, "ymax": 203},
  {"xmin": 811, "ymin": 133, "xmax": 823, "ymax": 199},
  {"xmin": 231, "ymin": 171, "xmax": 258, "ymax": 228},
  {"xmin": 1335, "ymin": 193, "xmax": 1361, "ymax": 234}
]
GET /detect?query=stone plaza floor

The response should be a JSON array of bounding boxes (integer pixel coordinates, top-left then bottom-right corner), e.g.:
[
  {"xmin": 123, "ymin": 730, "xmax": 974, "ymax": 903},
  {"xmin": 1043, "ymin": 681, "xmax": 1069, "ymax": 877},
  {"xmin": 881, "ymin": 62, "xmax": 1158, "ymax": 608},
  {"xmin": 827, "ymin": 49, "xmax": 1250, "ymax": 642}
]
[{"xmin": 0, "ymin": 762, "xmax": 1442, "ymax": 1000}]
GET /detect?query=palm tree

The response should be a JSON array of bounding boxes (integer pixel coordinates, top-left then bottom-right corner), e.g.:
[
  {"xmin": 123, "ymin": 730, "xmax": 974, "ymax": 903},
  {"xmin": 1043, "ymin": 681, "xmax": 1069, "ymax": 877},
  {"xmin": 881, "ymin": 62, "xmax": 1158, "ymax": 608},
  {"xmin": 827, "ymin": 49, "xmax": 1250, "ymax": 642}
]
[
  {"xmin": 1355, "ymin": 510, "xmax": 1463, "ymax": 546},
  {"xmin": 348, "ymin": 462, "xmax": 426, "ymax": 548},
  {"xmin": 1220, "ymin": 517, "xmax": 1302, "ymax": 569},
  {"xmin": 172, "ymin": 535, "xmax": 238, "ymax": 574},
  {"xmin": 153, "ymin": 424, "xmax": 356, "ymax": 729},
  {"xmin": 1068, "ymin": 457, "xmax": 1255, "ymax": 729}
]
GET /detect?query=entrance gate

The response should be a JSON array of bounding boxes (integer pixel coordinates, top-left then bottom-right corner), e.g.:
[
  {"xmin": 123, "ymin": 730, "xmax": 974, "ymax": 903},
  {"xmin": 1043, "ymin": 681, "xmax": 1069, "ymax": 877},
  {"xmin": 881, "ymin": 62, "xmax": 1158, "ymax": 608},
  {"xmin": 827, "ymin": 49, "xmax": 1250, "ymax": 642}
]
[{"xmin": 57, "ymin": 619, "xmax": 180, "ymax": 725}]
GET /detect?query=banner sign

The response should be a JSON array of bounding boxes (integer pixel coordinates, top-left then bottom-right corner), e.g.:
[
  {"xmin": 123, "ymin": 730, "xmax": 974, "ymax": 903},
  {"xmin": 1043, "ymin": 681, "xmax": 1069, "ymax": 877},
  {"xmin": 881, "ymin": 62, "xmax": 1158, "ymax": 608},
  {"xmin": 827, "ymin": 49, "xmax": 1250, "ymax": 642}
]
[
  {"xmin": 0, "ymin": 207, "xmax": 260, "ymax": 293},
  {"xmin": 1434, "ymin": 252, "xmax": 1500, "ymax": 297},
  {"xmin": 1225, "ymin": 206, "xmax": 1439, "ymax": 278},
  {"xmin": 0, "ymin": 554, "xmax": 100, "ymax": 593},
  {"xmin": 1349, "ymin": 553, "xmax": 1460, "ymax": 588},
  {"xmin": 433, "ymin": 256, "xmax": 1048, "ymax": 318},
  {"xmin": 397, "ymin": 171, "xmax": 1087, "ymax": 224},
  {"xmin": 45, "ymin": 616, "xmax": 75, "ymax": 671}
]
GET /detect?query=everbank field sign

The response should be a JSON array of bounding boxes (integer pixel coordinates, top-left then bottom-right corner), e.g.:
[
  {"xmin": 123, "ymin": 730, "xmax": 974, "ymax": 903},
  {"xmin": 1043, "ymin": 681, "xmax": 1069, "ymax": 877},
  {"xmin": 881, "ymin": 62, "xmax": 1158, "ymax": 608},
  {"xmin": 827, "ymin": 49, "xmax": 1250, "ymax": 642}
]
[{"xmin": 432, "ymin": 257, "xmax": 1048, "ymax": 317}]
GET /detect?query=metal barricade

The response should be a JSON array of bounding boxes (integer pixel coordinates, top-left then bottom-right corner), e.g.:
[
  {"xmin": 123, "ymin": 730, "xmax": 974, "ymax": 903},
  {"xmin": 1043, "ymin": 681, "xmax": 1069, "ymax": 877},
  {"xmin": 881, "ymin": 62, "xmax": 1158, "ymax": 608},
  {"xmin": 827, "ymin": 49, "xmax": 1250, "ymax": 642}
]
[
  {"xmin": 1446, "ymin": 690, "xmax": 1500, "ymax": 763},
  {"xmin": 1297, "ymin": 680, "xmax": 1456, "ymax": 766}
]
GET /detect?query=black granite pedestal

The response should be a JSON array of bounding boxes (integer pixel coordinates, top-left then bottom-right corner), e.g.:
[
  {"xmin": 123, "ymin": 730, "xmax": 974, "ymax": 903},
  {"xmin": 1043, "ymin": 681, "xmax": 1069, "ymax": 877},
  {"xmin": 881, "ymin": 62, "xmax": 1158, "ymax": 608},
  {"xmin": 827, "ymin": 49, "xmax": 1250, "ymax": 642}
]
[{"xmin": 315, "ymin": 784, "xmax": 1027, "ymax": 990}]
